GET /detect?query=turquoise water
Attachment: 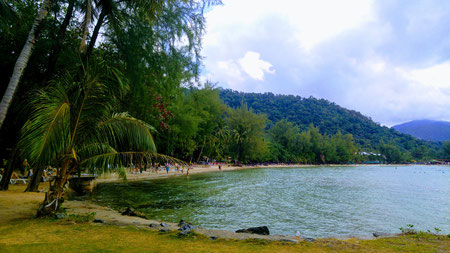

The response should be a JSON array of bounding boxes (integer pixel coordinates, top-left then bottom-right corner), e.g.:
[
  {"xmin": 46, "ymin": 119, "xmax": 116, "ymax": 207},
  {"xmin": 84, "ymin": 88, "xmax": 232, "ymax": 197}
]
[{"xmin": 93, "ymin": 165, "xmax": 450, "ymax": 238}]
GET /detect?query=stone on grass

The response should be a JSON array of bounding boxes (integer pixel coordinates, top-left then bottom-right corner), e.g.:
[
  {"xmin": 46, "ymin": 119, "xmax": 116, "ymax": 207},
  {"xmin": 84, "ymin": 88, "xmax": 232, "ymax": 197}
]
[
  {"xmin": 93, "ymin": 219, "xmax": 104, "ymax": 223},
  {"xmin": 236, "ymin": 226, "xmax": 270, "ymax": 235},
  {"xmin": 304, "ymin": 237, "xmax": 315, "ymax": 242},
  {"xmin": 55, "ymin": 213, "xmax": 66, "ymax": 219},
  {"xmin": 280, "ymin": 239, "xmax": 298, "ymax": 243},
  {"xmin": 373, "ymin": 232, "xmax": 389, "ymax": 238}
]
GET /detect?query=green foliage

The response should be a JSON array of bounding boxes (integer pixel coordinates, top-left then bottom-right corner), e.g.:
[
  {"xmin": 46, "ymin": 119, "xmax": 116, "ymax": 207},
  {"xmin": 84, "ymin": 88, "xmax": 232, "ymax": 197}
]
[
  {"xmin": 219, "ymin": 89, "xmax": 441, "ymax": 161},
  {"xmin": 226, "ymin": 103, "xmax": 268, "ymax": 163},
  {"xmin": 441, "ymin": 141, "xmax": 450, "ymax": 159},
  {"xmin": 17, "ymin": 61, "xmax": 170, "ymax": 175},
  {"xmin": 267, "ymin": 120, "xmax": 300, "ymax": 162},
  {"xmin": 268, "ymin": 123, "xmax": 356, "ymax": 164}
]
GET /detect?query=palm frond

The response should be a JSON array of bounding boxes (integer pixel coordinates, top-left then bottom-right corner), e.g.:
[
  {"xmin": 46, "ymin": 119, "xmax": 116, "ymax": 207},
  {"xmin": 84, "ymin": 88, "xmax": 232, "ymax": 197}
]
[
  {"xmin": 97, "ymin": 112, "xmax": 157, "ymax": 152},
  {"xmin": 80, "ymin": 151, "xmax": 184, "ymax": 175},
  {"xmin": 18, "ymin": 83, "xmax": 71, "ymax": 167}
]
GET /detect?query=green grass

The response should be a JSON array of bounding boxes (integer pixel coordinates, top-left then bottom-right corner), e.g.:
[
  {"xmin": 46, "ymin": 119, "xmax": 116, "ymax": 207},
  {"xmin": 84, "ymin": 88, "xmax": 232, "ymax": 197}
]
[{"xmin": 0, "ymin": 219, "xmax": 449, "ymax": 252}]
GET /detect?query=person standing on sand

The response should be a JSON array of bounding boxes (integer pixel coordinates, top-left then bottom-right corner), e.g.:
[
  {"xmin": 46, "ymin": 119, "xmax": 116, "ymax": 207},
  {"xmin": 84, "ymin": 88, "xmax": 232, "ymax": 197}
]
[
  {"xmin": 218, "ymin": 164, "xmax": 222, "ymax": 171},
  {"xmin": 165, "ymin": 163, "xmax": 170, "ymax": 174}
]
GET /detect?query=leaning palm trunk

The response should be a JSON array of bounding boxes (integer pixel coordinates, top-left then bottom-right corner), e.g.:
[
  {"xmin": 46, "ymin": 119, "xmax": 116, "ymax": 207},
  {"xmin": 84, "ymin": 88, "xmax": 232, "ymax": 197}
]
[
  {"xmin": 37, "ymin": 161, "xmax": 73, "ymax": 216},
  {"xmin": 0, "ymin": 0, "xmax": 53, "ymax": 129}
]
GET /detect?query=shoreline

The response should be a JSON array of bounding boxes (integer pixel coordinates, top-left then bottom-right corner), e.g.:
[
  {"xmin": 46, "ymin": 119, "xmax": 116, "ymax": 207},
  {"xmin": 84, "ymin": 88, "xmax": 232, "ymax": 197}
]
[
  {"xmin": 2, "ymin": 164, "xmax": 447, "ymax": 244},
  {"xmin": 95, "ymin": 164, "xmax": 313, "ymax": 184},
  {"xmin": 95, "ymin": 163, "xmax": 438, "ymax": 184}
]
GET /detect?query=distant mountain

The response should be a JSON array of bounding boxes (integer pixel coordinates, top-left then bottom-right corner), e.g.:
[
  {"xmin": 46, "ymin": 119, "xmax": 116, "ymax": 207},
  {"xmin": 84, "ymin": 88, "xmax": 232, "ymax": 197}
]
[
  {"xmin": 392, "ymin": 120, "xmax": 450, "ymax": 142},
  {"xmin": 219, "ymin": 89, "xmax": 440, "ymax": 154}
]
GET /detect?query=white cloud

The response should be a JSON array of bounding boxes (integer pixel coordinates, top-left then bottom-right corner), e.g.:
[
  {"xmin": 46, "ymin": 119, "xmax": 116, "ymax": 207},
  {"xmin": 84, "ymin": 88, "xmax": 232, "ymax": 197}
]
[
  {"xmin": 201, "ymin": 0, "xmax": 450, "ymax": 125},
  {"xmin": 238, "ymin": 51, "xmax": 275, "ymax": 81},
  {"xmin": 408, "ymin": 62, "xmax": 450, "ymax": 88},
  {"xmin": 205, "ymin": 0, "xmax": 374, "ymax": 51}
]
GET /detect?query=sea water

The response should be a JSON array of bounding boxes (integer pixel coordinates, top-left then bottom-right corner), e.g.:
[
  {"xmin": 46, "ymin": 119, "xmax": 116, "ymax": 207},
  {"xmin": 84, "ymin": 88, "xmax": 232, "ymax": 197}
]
[{"xmin": 92, "ymin": 165, "xmax": 450, "ymax": 238}]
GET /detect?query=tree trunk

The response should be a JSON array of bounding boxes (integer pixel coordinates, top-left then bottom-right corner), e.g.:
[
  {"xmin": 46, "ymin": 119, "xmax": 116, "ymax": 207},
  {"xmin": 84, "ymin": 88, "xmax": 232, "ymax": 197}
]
[
  {"xmin": 37, "ymin": 160, "xmax": 77, "ymax": 216},
  {"xmin": 79, "ymin": 0, "xmax": 92, "ymax": 54},
  {"xmin": 85, "ymin": 7, "xmax": 107, "ymax": 59},
  {"xmin": 0, "ymin": 0, "xmax": 53, "ymax": 130},
  {"xmin": 43, "ymin": 0, "xmax": 75, "ymax": 84},
  {"xmin": 0, "ymin": 158, "xmax": 13, "ymax": 191},
  {"xmin": 37, "ymin": 174, "xmax": 65, "ymax": 217},
  {"xmin": 37, "ymin": 161, "xmax": 70, "ymax": 216},
  {"xmin": 25, "ymin": 167, "xmax": 43, "ymax": 192},
  {"xmin": 0, "ymin": 146, "xmax": 18, "ymax": 191},
  {"xmin": 196, "ymin": 138, "xmax": 206, "ymax": 163}
]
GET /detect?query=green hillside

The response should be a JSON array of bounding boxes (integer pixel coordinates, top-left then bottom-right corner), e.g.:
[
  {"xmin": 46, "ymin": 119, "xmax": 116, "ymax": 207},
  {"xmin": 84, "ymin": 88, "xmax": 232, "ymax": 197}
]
[{"xmin": 219, "ymin": 89, "xmax": 440, "ymax": 158}]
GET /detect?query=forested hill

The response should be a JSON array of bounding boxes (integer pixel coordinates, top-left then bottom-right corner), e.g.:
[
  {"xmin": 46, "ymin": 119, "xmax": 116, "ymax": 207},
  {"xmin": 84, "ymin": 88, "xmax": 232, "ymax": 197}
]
[
  {"xmin": 219, "ymin": 89, "xmax": 438, "ymax": 152},
  {"xmin": 392, "ymin": 120, "xmax": 450, "ymax": 142}
]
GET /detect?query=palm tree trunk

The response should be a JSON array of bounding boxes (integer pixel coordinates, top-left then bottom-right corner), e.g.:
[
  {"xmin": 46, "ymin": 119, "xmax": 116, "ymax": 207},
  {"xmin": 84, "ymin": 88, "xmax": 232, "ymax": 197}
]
[
  {"xmin": 0, "ymin": 0, "xmax": 53, "ymax": 130},
  {"xmin": 25, "ymin": 167, "xmax": 43, "ymax": 192},
  {"xmin": 196, "ymin": 137, "xmax": 206, "ymax": 162},
  {"xmin": 85, "ymin": 7, "xmax": 107, "ymax": 58},
  {"xmin": 79, "ymin": 0, "xmax": 92, "ymax": 53},
  {"xmin": 37, "ymin": 160, "xmax": 70, "ymax": 216},
  {"xmin": 0, "ymin": 146, "xmax": 18, "ymax": 191},
  {"xmin": 44, "ymin": 0, "xmax": 75, "ymax": 84},
  {"xmin": 0, "ymin": 157, "xmax": 14, "ymax": 190}
]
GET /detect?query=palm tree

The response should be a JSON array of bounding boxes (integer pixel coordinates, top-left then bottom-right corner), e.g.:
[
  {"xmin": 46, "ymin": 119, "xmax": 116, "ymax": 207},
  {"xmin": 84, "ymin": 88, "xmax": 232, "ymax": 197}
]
[
  {"xmin": 232, "ymin": 126, "xmax": 250, "ymax": 163},
  {"xmin": 18, "ymin": 61, "xmax": 175, "ymax": 216},
  {"xmin": 0, "ymin": 0, "xmax": 53, "ymax": 129}
]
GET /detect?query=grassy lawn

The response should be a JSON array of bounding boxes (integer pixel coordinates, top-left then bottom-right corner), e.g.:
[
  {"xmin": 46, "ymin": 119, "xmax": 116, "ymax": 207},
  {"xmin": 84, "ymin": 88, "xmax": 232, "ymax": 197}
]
[{"xmin": 0, "ymin": 218, "xmax": 448, "ymax": 252}]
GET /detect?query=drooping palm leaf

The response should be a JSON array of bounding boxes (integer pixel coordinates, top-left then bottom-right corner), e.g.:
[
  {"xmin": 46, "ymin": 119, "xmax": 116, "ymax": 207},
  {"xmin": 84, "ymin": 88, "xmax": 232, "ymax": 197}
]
[{"xmin": 18, "ymin": 80, "xmax": 71, "ymax": 167}]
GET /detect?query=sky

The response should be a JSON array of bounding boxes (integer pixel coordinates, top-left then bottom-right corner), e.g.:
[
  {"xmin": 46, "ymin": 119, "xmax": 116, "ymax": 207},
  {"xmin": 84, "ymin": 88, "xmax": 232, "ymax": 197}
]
[{"xmin": 200, "ymin": 0, "xmax": 450, "ymax": 126}]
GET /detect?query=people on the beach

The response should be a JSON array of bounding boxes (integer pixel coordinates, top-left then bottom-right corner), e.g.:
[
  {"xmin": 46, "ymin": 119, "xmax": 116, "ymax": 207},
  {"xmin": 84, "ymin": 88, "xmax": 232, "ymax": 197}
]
[{"xmin": 165, "ymin": 163, "xmax": 170, "ymax": 174}]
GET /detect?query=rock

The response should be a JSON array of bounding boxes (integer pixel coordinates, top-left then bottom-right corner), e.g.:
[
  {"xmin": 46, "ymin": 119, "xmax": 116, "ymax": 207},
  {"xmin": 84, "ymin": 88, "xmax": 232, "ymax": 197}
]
[
  {"xmin": 55, "ymin": 213, "xmax": 66, "ymax": 219},
  {"xmin": 121, "ymin": 207, "xmax": 137, "ymax": 216},
  {"xmin": 93, "ymin": 219, "xmax": 104, "ymax": 223},
  {"xmin": 121, "ymin": 207, "xmax": 146, "ymax": 218},
  {"xmin": 149, "ymin": 223, "xmax": 159, "ymax": 228},
  {"xmin": 160, "ymin": 222, "xmax": 168, "ymax": 227},
  {"xmin": 373, "ymin": 232, "xmax": 388, "ymax": 238},
  {"xmin": 304, "ymin": 237, "xmax": 315, "ymax": 242},
  {"xmin": 210, "ymin": 236, "xmax": 219, "ymax": 240},
  {"xmin": 279, "ymin": 239, "xmax": 298, "ymax": 243},
  {"xmin": 159, "ymin": 229, "xmax": 171, "ymax": 233},
  {"xmin": 236, "ymin": 226, "xmax": 270, "ymax": 235},
  {"xmin": 178, "ymin": 223, "xmax": 196, "ymax": 232}
]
